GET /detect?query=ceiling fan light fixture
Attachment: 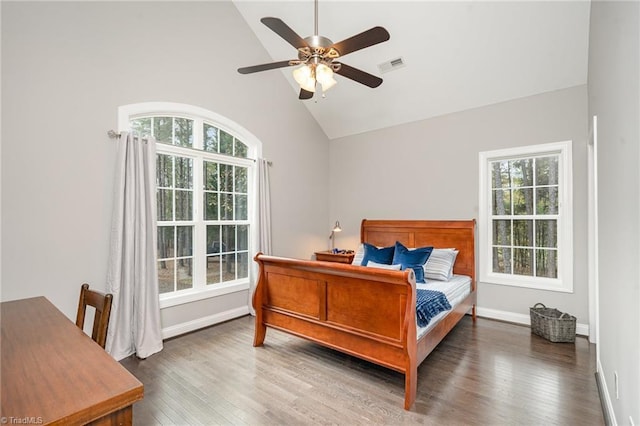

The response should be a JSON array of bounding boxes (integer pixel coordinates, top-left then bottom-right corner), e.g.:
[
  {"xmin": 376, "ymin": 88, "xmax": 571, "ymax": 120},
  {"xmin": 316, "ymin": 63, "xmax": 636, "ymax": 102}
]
[
  {"xmin": 316, "ymin": 63, "xmax": 337, "ymax": 92},
  {"xmin": 292, "ymin": 63, "xmax": 312, "ymax": 84},
  {"xmin": 320, "ymin": 78, "xmax": 337, "ymax": 92},
  {"xmin": 293, "ymin": 64, "xmax": 316, "ymax": 92}
]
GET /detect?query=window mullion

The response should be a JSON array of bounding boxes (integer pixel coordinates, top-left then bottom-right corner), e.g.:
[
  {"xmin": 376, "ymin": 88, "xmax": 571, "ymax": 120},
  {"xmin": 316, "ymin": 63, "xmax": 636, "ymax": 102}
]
[
  {"xmin": 193, "ymin": 117, "xmax": 203, "ymax": 150},
  {"xmin": 193, "ymin": 151, "xmax": 205, "ymax": 289},
  {"xmin": 173, "ymin": 226, "xmax": 178, "ymax": 293},
  {"xmin": 532, "ymin": 219, "xmax": 537, "ymax": 277}
]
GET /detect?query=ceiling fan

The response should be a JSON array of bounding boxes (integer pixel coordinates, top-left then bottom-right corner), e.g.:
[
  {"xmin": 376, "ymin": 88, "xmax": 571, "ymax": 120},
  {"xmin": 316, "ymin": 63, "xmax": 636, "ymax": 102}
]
[{"xmin": 237, "ymin": 0, "xmax": 390, "ymax": 100}]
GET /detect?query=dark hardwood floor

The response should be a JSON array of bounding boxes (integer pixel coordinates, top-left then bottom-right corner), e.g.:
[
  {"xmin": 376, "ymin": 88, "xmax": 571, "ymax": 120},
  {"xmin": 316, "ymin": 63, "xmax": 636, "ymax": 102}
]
[{"xmin": 121, "ymin": 315, "xmax": 604, "ymax": 425}]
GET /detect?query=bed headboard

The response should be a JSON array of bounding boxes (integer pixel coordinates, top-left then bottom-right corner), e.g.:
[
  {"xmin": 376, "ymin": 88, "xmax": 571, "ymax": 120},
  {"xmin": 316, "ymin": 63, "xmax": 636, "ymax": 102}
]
[{"xmin": 360, "ymin": 219, "xmax": 476, "ymax": 283}]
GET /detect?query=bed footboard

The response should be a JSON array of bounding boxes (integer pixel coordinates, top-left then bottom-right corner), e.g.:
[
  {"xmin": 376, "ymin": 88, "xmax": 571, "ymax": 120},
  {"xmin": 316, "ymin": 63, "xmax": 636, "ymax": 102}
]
[{"xmin": 253, "ymin": 254, "xmax": 419, "ymax": 409}]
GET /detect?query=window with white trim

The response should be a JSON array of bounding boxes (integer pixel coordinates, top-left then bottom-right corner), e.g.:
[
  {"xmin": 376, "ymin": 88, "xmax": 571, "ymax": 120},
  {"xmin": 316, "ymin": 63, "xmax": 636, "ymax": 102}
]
[
  {"xmin": 118, "ymin": 103, "xmax": 260, "ymax": 305},
  {"xmin": 479, "ymin": 141, "xmax": 573, "ymax": 292}
]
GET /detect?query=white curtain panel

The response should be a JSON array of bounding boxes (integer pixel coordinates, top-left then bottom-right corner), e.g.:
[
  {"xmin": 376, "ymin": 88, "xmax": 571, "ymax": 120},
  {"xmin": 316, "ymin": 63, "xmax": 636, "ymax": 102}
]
[
  {"xmin": 250, "ymin": 158, "xmax": 272, "ymax": 315},
  {"xmin": 257, "ymin": 158, "xmax": 272, "ymax": 255},
  {"xmin": 106, "ymin": 131, "xmax": 163, "ymax": 360}
]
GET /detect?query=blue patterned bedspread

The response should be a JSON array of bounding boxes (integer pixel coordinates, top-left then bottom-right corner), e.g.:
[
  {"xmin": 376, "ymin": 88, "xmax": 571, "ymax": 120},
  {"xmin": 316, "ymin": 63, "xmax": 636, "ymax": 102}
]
[{"xmin": 416, "ymin": 289, "xmax": 452, "ymax": 327}]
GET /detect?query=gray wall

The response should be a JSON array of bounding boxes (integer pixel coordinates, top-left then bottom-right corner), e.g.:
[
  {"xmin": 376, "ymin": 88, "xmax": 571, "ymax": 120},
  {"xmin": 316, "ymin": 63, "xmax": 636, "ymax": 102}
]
[
  {"xmin": 1, "ymin": 2, "xmax": 330, "ymax": 330},
  {"xmin": 4, "ymin": 4, "xmax": 637, "ymax": 422},
  {"xmin": 329, "ymin": 85, "xmax": 590, "ymax": 325},
  {"xmin": 588, "ymin": 1, "xmax": 639, "ymax": 424}
]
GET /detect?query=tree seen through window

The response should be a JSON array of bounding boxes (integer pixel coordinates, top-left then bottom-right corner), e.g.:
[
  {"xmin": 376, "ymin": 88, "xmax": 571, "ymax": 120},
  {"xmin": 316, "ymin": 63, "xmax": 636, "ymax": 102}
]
[{"xmin": 490, "ymin": 156, "xmax": 559, "ymax": 279}]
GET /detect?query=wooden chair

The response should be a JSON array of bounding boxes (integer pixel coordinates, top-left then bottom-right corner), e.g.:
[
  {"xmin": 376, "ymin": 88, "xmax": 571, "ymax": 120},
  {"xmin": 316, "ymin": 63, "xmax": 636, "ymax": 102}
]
[{"xmin": 75, "ymin": 283, "xmax": 113, "ymax": 349}]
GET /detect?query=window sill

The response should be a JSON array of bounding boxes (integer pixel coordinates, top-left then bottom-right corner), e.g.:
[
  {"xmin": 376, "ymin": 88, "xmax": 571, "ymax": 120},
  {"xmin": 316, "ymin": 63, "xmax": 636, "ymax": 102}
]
[
  {"xmin": 159, "ymin": 280, "xmax": 250, "ymax": 309},
  {"xmin": 480, "ymin": 273, "xmax": 573, "ymax": 293}
]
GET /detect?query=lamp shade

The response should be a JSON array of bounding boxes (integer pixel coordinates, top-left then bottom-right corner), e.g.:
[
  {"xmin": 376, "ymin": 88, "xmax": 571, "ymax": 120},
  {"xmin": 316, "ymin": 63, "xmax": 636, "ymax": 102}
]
[
  {"xmin": 316, "ymin": 63, "xmax": 332, "ymax": 83},
  {"xmin": 329, "ymin": 220, "xmax": 341, "ymax": 251},
  {"xmin": 293, "ymin": 64, "xmax": 316, "ymax": 92},
  {"xmin": 316, "ymin": 63, "xmax": 337, "ymax": 92},
  {"xmin": 293, "ymin": 64, "xmax": 311, "ymax": 84},
  {"xmin": 320, "ymin": 77, "xmax": 337, "ymax": 92}
]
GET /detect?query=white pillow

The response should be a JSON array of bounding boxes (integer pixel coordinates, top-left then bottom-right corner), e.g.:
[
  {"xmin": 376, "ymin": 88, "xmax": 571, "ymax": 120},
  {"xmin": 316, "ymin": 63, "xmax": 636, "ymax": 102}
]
[
  {"xmin": 423, "ymin": 248, "xmax": 459, "ymax": 281},
  {"xmin": 352, "ymin": 244, "xmax": 365, "ymax": 266},
  {"xmin": 366, "ymin": 260, "xmax": 402, "ymax": 270}
]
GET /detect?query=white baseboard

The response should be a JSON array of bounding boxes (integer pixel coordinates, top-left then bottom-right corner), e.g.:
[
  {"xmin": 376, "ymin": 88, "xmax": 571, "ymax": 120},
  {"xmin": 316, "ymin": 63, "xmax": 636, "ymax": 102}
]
[
  {"xmin": 476, "ymin": 306, "xmax": 590, "ymax": 337},
  {"xmin": 596, "ymin": 359, "xmax": 617, "ymax": 426},
  {"xmin": 161, "ymin": 305, "xmax": 588, "ymax": 341},
  {"xmin": 161, "ymin": 306, "xmax": 250, "ymax": 340}
]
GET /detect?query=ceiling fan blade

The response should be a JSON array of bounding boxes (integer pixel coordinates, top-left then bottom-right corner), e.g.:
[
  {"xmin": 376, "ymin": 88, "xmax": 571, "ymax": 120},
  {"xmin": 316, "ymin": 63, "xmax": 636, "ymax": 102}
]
[
  {"xmin": 238, "ymin": 60, "xmax": 295, "ymax": 74},
  {"xmin": 334, "ymin": 62, "xmax": 383, "ymax": 88},
  {"xmin": 330, "ymin": 26, "xmax": 390, "ymax": 57},
  {"xmin": 261, "ymin": 17, "xmax": 309, "ymax": 49},
  {"xmin": 299, "ymin": 89, "xmax": 314, "ymax": 100}
]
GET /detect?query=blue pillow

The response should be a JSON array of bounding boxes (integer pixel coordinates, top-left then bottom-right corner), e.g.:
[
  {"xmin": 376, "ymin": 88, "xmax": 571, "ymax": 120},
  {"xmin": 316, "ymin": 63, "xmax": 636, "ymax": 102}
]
[
  {"xmin": 361, "ymin": 243, "xmax": 395, "ymax": 266},
  {"xmin": 392, "ymin": 242, "xmax": 433, "ymax": 283}
]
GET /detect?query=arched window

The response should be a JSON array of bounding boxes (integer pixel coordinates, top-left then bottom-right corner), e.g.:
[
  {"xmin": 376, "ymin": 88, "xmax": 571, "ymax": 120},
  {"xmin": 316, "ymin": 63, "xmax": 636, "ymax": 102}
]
[{"xmin": 118, "ymin": 103, "xmax": 261, "ymax": 305}]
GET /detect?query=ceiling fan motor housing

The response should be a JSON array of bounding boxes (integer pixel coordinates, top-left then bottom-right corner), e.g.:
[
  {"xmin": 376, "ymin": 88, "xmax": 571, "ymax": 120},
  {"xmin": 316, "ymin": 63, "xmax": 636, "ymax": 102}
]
[
  {"xmin": 298, "ymin": 35, "xmax": 340, "ymax": 64},
  {"xmin": 305, "ymin": 35, "xmax": 333, "ymax": 49}
]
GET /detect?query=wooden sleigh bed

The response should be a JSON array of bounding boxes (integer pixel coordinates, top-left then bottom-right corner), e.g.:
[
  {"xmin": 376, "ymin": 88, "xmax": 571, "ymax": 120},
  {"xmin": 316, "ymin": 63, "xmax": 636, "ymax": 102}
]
[{"xmin": 252, "ymin": 219, "xmax": 476, "ymax": 410}]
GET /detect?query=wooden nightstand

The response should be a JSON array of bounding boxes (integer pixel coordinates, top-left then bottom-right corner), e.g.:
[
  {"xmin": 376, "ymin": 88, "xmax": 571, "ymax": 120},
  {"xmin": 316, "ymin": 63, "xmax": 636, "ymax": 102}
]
[{"xmin": 314, "ymin": 250, "xmax": 355, "ymax": 264}]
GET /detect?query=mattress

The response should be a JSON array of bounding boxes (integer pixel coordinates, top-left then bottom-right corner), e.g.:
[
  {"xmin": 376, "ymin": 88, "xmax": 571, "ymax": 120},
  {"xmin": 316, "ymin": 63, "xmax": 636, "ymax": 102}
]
[{"xmin": 416, "ymin": 274, "xmax": 472, "ymax": 339}]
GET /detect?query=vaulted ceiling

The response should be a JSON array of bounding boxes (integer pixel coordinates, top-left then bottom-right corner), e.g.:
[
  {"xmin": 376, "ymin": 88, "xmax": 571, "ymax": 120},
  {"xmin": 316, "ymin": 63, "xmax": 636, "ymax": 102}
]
[{"xmin": 233, "ymin": 1, "xmax": 590, "ymax": 140}]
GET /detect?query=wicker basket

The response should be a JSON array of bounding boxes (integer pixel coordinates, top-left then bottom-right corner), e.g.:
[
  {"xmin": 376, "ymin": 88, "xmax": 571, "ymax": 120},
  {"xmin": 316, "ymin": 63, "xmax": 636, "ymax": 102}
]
[{"xmin": 529, "ymin": 303, "xmax": 576, "ymax": 343}]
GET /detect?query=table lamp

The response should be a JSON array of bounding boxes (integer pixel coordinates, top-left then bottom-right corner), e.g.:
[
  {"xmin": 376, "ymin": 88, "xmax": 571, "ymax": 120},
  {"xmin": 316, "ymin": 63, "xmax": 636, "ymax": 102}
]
[{"xmin": 329, "ymin": 220, "xmax": 341, "ymax": 252}]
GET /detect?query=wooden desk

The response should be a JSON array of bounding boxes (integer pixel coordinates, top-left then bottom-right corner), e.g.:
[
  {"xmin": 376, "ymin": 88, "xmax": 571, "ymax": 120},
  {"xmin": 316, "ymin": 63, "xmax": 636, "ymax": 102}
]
[{"xmin": 1, "ymin": 297, "xmax": 143, "ymax": 425}]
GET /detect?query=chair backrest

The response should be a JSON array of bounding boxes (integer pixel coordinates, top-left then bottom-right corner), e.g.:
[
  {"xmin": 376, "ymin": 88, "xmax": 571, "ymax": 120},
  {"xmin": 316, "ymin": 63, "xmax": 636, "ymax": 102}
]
[{"xmin": 75, "ymin": 283, "xmax": 113, "ymax": 349}]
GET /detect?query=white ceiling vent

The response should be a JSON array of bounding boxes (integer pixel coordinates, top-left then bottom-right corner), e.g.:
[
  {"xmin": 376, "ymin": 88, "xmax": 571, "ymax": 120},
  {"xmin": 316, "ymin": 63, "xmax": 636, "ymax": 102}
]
[{"xmin": 378, "ymin": 57, "xmax": 406, "ymax": 74}]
